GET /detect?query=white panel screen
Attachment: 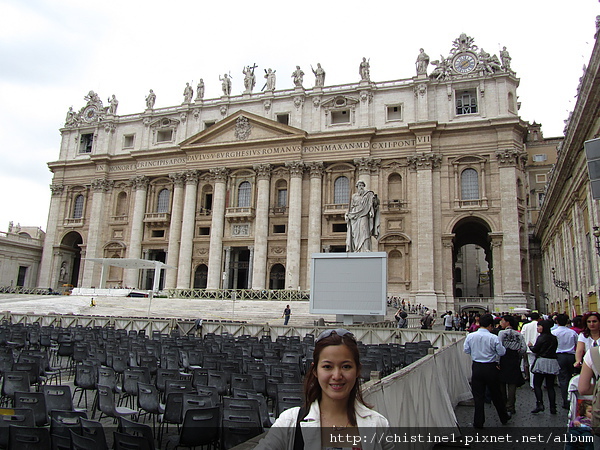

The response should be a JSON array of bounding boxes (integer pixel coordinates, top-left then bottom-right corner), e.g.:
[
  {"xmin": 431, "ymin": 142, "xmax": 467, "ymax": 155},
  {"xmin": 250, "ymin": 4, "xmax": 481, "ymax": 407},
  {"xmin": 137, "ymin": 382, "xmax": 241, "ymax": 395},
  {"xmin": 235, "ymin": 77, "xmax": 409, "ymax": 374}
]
[{"xmin": 310, "ymin": 252, "xmax": 387, "ymax": 315}]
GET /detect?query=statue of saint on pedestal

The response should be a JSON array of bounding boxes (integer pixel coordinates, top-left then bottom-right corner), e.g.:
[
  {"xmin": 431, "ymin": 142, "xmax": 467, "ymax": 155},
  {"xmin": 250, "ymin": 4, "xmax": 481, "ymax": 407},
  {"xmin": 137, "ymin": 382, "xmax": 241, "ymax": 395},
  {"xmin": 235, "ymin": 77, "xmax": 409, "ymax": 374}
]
[{"xmin": 345, "ymin": 180, "xmax": 380, "ymax": 252}]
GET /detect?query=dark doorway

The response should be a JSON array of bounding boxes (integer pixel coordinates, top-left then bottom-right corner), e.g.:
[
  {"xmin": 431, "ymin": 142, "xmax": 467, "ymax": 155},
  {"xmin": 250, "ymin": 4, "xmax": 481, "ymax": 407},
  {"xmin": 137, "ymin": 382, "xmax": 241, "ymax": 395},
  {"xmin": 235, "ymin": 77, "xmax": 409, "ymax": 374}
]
[
  {"xmin": 269, "ymin": 264, "xmax": 286, "ymax": 290},
  {"xmin": 227, "ymin": 247, "xmax": 250, "ymax": 289},
  {"xmin": 194, "ymin": 264, "xmax": 208, "ymax": 289},
  {"xmin": 60, "ymin": 231, "xmax": 83, "ymax": 288},
  {"xmin": 17, "ymin": 266, "xmax": 27, "ymax": 287},
  {"xmin": 144, "ymin": 250, "xmax": 166, "ymax": 290}
]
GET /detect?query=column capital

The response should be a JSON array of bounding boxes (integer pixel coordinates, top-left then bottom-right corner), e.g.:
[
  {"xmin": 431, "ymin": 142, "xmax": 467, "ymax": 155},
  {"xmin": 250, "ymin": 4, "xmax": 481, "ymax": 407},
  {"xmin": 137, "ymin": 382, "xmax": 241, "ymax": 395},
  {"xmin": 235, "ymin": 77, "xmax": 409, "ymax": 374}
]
[
  {"xmin": 91, "ymin": 178, "xmax": 114, "ymax": 192},
  {"xmin": 353, "ymin": 157, "xmax": 381, "ymax": 174},
  {"xmin": 184, "ymin": 170, "xmax": 200, "ymax": 185},
  {"xmin": 253, "ymin": 163, "xmax": 272, "ymax": 180},
  {"xmin": 407, "ymin": 153, "xmax": 442, "ymax": 171},
  {"xmin": 50, "ymin": 184, "xmax": 64, "ymax": 196},
  {"xmin": 129, "ymin": 175, "xmax": 149, "ymax": 190},
  {"xmin": 496, "ymin": 149, "xmax": 528, "ymax": 168},
  {"xmin": 307, "ymin": 161, "xmax": 325, "ymax": 178},
  {"xmin": 489, "ymin": 232, "xmax": 503, "ymax": 247},
  {"xmin": 169, "ymin": 172, "xmax": 187, "ymax": 187},
  {"xmin": 285, "ymin": 161, "xmax": 304, "ymax": 177},
  {"xmin": 209, "ymin": 167, "xmax": 229, "ymax": 182}
]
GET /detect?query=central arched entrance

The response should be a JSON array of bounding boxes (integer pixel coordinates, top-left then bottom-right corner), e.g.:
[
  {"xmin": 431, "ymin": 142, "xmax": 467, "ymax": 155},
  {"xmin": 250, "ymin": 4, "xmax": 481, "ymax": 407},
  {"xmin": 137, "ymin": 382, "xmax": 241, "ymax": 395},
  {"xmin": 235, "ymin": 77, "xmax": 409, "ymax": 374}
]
[
  {"xmin": 59, "ymin": 231, "xmax": 83, "ymax": 288},
  {"xmin": 452, "ymin": 217, "xmax": 493, "ymax": 301}
]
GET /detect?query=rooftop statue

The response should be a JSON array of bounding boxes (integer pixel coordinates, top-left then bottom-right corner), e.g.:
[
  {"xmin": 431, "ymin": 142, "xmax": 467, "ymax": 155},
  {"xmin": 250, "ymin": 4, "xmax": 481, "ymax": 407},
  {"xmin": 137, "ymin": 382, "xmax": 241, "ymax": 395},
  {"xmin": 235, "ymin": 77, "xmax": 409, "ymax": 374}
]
[
  {"xmin": 415, "ymin": 48, "xmax": 430, "ymax": 75},
  {"xmin": 146, "ymin": 89, "xmax": 156, "ymax": 109},
  {"xmin": 220, "ymin": 73, "xmax": 232, "ymax": 96},
  {"xmin": 183, "ymin": 82, "xmax": 193, "ymax": 103},
  {"xmin": 291, "ymin": 66, "xmax": 304, "ymax": 88},
  {"xmin": 311, "ymin": 63, "xmax": 325, "ymax": 87},
  {"xmin": 108, "ymin": 95, "xmax": 119, "ymax": 114},
  {"xmin": 263, "ymin": 68, "xmax": 276, "ymax": 91},
  {"xmin": 359, "ymin": 57, "xmax": 370, "ymax": 81},
  {"xmin": 500, "ymin": 46, "xmax": 512, "ymax": 72},
  {"xmin": 345, "ymin": 180, "xmax": 380, "ymax": 252},
  {"xmin": 196, "ymin": 79, "xmax": 205, "ymax": 100},
  {"xmin": 243, "ymin": 64, "xmax": 257, "ymax": 94}
]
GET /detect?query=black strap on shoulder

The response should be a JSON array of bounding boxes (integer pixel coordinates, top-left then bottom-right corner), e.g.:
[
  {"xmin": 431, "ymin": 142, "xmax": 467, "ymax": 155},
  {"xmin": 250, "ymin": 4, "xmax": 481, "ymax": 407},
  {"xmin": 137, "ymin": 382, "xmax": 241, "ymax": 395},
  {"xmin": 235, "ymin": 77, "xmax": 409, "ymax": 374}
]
[{"xmin": 293, "ymin": 406, "xmax": 307, "ymax": 450}]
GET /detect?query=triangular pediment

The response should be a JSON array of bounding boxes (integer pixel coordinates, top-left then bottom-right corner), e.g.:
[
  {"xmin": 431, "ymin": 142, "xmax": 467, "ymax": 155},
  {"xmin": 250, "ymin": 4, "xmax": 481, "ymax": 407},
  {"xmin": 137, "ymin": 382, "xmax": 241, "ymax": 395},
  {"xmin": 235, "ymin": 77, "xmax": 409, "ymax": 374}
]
[{"xmin": 180, "ymin": 110, "xmax": 306, "ymax": 149}]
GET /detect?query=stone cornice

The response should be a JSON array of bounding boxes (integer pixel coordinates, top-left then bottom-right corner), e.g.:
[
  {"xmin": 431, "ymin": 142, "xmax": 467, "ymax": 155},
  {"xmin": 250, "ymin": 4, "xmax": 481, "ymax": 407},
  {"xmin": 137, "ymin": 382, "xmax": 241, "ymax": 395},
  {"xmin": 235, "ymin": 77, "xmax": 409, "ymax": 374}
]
[{"xmin": 407, "ymin": 153, "xmax": 442, "ymax": 170}]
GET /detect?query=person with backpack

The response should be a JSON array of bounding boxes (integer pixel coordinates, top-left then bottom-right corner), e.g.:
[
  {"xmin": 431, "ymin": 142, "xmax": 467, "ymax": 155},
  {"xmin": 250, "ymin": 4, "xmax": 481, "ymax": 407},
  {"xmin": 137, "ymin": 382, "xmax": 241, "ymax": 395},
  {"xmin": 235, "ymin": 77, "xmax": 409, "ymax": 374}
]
[{"xmin": 395, "ymin": 309, "xmax": 408, "ymax": 328}]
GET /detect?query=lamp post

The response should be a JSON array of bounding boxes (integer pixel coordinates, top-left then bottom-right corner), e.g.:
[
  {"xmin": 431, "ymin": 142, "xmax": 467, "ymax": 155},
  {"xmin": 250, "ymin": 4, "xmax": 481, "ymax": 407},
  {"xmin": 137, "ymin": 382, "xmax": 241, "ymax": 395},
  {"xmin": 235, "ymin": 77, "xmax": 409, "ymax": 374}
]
[
  {"xmin": 593, "ymin": 227, "xmax": 600, "ymax": 257},
  {"xmin": 552, "ymin": 267, "xmax": 571, "ymax": 314}
]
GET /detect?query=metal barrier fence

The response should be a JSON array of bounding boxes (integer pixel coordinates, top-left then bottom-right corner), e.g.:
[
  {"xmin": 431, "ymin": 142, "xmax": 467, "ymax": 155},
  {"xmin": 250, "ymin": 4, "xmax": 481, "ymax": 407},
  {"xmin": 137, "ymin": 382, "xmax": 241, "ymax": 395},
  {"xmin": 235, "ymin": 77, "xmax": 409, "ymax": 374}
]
[
  {"xmin": 0, "ymin": 286, "xmax": 55, "ymax": 295},
  {"xmin": 1, "ymin": 311, "xmax": 466, "ymax": 347},
  {"xmin": 165, "ymin": 288, "xmax": 310, "ymax": 301}
]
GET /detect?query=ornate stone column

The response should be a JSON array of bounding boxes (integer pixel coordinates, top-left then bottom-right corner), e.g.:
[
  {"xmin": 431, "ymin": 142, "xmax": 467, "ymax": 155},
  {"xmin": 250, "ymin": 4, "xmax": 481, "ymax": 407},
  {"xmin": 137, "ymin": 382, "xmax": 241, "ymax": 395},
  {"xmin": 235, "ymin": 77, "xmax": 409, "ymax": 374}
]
[
  {"xmin": 407, "ymin": 153, "xmax": 441, "ymax": 310},
  {"xmin": 306, "ymin": 162, "xmax": 324, "ymax": 287},
  {"xmin": 441, "ymin": 234, "xmax": 455, "ymax": 313},
  {"xmin": 285, "ymin": 161, "xmax": 304, "ymax": 289},
  {"xmin": 223, "ymin": 246, "xmax": 232, "ymax": 289},
  {"xmin": 353, "ymin": 157, "xmax": 373, "ymax": 188},
  {"xmin": 489, "ymin": 233, "xmax": 504, "ymax": 303},
  {"xmin": 247, "ymin": 246, "xmax": 254, "ymax": 288},
  {"xmin": 165, "ymin": 173, "xmax": 185, "ymax": 289},
  {"xmin": 81, "ymin": 178, "xmax": 113, "ymax": 288},
  {"xmin": 38, "ymin": 184, "xmax": 64, "ymax": 288},
  {"xmin": 251, "ymin": 164, "xmax": 271, "ymax": 290},
  {"xmin": 176, "ymin": 171, "xmax": 199, "ymax": 289},
  {"xmin": 124, "ymin": 175, "xmax": 148, "ymax": 288},
  {"xmin": 495, "ymin": 149, "xmax": 527, "ymax": 304},
  {"xmin": 207, "ymin": 168, "xmax": 228, "ymax": 289}
]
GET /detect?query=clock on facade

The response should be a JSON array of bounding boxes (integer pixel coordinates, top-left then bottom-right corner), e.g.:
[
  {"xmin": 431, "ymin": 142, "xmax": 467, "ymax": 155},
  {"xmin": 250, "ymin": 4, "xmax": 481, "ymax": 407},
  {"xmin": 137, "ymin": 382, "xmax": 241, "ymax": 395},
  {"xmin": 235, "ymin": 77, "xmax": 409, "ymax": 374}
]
[
  {"xmin": 82, "ymin": 105, "xmax": 98, "ymax": 123},
  {"xmin": 453, "ymin": 53, "xmax": 477, "ymax": 74}
]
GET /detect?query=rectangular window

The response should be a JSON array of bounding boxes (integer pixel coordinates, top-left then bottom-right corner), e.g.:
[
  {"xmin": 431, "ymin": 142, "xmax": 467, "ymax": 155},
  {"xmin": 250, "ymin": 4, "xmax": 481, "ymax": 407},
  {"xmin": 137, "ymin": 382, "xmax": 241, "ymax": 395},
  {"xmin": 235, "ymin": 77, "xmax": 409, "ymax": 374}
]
[
  {"xmin": 277, "ymin": 189, "xmax": 287, "ymax": 207},
  {"xmin": 276, "ymin": 114, "xmax": 289, "ymax": 125},
  {"xmin": 151, "ymin": 230, "xmax": 165, "ymax": 238},
  {"xmin": 532, "ymin": 154, "xmax": 548, "ymax": 162},
  {"xmin": 79, "ymin": 133, "xmax": 93, "ymax": 153},
  {"xmin": 156, "ymin": 130, "xmax": 173, "ymax": 143},
  {"xmin": 455, "ymin": 90, "xmax": 478, "ymax": 115},
  {"xmin": 123, "ymin": 134, "xmax": 135, "ymax": 148},
  {"xmin": 535, "ymin": 174, "xmax": 547, "ymax": 183},
  {"xmin": 17, "ymin": 266, "xmax": 27, "ymax": 287},
  {"xmin": 199, "ymin": 227, "xmax": 210, "ymax": 236},
  {"xmin": 273, "ymin": 224, "xmax": 286, "ymax": 234},
  {"xmin": 332, "ymin": 223, "xmax": 347, "ymax": 233},
  {"xmin": 331, "ymin": 110, "xmax": 350, "ymax": 124},
  {"xmin": 204, "ymin": 121, "xmax": 216, "ymax": 129},
  {"xmin": 386, "ymin": 105, "xmax": 403, "ymax": 121}
]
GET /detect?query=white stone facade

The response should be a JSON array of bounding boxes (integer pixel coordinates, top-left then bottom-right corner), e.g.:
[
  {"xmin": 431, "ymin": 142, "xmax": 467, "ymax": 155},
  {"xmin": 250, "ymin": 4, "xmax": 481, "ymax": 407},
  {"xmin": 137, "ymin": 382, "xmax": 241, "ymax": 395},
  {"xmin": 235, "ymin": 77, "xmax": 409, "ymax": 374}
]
[
  {"xmin": 40, "ymin": 35, "xmax": 531, "ymax": 313},
  {"xmin": 0, "ymin": 225, "xmax": 45, "ymax": 288}
]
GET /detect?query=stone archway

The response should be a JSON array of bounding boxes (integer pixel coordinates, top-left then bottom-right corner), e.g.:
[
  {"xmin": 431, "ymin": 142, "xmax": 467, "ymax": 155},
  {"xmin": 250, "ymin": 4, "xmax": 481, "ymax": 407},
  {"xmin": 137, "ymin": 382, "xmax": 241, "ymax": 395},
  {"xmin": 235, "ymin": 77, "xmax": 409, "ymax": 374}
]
[
  {"xmin": 194, "ymin": 264, "xmax": 208, "ymax": 289},
  {"xmin": 269, "ymin": 263, "xmax": 285, "ymax": 290},
  {"xmin": 451, "ymin": 217, "xmax": 493, "ymax": 300},
  {"xmin": 59, "ymin": 231, "xmax": 83, "ymax": 288}
]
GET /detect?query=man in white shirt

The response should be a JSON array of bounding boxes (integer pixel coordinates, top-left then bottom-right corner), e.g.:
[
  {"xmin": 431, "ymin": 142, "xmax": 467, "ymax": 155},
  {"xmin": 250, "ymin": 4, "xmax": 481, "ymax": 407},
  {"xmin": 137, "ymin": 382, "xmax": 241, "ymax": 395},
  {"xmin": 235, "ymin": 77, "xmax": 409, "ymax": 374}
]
[
  {"xmin": 551, "ymin": 313, "xmax": 578, "ymax": 409},
  {"xmin": 521, "ymin": 312, "xmax": 540, "ymax": 388}
]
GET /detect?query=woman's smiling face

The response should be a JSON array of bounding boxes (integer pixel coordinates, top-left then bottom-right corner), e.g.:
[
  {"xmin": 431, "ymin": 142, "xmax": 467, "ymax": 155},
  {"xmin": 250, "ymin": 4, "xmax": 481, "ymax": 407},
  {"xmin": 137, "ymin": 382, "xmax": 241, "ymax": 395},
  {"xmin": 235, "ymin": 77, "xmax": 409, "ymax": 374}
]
[{"xmin": 314, "ymin": 344, "xmax": 358, "ymax": 403}]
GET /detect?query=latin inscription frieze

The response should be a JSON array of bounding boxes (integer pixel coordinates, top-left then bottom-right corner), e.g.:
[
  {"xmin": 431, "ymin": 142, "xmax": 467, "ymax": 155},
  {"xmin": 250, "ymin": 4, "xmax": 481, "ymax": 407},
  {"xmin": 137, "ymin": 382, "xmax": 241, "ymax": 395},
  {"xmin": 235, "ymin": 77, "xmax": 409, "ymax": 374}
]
[{"xmin": 95, "ymin": 139, "xmax": 419, "ymax": 172}]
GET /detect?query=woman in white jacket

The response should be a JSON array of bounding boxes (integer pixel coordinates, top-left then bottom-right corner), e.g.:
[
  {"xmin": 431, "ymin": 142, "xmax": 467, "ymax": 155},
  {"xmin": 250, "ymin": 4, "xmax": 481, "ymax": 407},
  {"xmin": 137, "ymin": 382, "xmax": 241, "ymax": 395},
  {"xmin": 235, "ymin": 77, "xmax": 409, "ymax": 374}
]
[{"xmin": 256, "ymin": 328, "xmax": 394, "ymax": 450}]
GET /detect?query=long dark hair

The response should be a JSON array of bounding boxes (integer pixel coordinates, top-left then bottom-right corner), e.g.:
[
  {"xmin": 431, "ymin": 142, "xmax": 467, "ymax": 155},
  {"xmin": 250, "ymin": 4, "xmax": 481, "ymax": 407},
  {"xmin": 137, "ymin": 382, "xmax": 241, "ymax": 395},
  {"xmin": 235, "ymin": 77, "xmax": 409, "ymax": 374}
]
[
  {"xmin": 537, "ymin": 319, "xmax": 554, "ymax": 335},
  {"xmin": 303, "ymin": 332, "xmax": 368, "ymax": 426},
  {"xmin": 582, "ymin": 312, "xmax": 600, "ymax": 338}
]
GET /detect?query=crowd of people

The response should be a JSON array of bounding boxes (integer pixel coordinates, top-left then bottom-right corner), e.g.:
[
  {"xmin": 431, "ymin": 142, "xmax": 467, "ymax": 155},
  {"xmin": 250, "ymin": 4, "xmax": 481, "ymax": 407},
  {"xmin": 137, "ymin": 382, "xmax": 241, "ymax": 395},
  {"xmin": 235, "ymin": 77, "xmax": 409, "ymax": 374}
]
[{"xmin": 461, "ymin": 309, "xmax": 598, "ymax": 441}]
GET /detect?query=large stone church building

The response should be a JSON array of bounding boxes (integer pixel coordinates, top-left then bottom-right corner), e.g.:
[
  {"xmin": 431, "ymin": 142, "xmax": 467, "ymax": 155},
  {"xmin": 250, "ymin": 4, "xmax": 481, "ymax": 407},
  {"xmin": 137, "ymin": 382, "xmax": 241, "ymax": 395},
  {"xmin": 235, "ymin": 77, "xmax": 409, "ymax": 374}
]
[{"xmin": 39, "ymin": 34, "xmax": 532, "ymax": 313}]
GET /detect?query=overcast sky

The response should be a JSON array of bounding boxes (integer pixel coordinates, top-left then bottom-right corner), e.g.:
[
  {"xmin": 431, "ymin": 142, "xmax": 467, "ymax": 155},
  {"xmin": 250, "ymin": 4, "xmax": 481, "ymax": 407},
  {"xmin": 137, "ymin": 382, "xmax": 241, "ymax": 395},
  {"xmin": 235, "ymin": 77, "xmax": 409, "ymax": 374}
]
[{"xmin": 0, "ymin": 0, "xmax": 598, "ymax": 233}]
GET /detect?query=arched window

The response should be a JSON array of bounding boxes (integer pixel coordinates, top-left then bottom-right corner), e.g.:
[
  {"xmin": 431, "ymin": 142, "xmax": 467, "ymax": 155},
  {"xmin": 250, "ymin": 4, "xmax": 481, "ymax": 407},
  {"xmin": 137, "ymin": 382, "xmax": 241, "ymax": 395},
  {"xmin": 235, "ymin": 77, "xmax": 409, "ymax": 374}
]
[
  {"xmin": 334, "ymin": 176, "xmax": 350, "ymax": 204},
  {"xmin": 387, "ymin": 173, "xmax": 402, "ymax": 201},
  {"xmin": 238, "ymin": 181, "xmax": 251, "ymax": 208},
  {"xmin": 115, "ymin": 192, "xmax": 128, "ymax": 216},
  {"xmin": 461, "ymin": 169, "xmax": 479, "ymax": 200},
  {"xmin": 73, "ymin": 195, "xmax": 84, "ymax": 219},
  {"xmin": 157, "ymin": 189, "xmax": 170, "ymax": 213}
]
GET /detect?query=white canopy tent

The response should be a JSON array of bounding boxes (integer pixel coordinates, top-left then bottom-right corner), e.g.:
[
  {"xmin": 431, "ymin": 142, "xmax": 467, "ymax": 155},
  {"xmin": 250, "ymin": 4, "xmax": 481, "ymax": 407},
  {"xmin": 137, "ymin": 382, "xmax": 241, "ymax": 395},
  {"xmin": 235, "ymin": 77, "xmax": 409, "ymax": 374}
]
[{"xmin": 84, "ymin": 258, "xmax": 176, "ymax": 292}]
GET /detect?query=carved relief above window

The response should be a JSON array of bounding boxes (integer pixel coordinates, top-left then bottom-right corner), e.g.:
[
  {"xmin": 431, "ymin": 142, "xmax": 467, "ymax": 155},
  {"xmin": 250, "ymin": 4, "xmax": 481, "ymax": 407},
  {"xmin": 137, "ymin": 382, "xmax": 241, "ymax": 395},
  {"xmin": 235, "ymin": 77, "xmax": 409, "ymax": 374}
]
[
  {"xmin": 149, "ymin": 117, "xmax": 180, "ymax": 145},
  {"xmin": 452, "ymin": 155, "xmax": 488, "ymax": 210},
  {"xmin": 321, "ymin": 96, "xmax": 358, "ymax": 127}
]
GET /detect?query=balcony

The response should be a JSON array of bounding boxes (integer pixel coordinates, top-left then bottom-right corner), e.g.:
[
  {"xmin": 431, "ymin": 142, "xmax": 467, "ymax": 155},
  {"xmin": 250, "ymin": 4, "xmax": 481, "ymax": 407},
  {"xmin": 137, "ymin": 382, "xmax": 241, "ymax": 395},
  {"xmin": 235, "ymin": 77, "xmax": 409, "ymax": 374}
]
[
  {"xmin": 143, "ymin": 212, "xmax": 170, "ymax": 227},
  {"xmin": 453, "ymin": 198, "xmax": 488, "ymax": 210},
  {"xmin": 381, "ymin": 199, "xmax": 409, "ymax": 214},
  {"xmin": 225, "ymin": 207, "xmax": 255, "ymax": 223},
  {"xmin": 63, "ymin": 218, "xmax": 84, "ymax": 227},
  {"xmin": 196, "ymin": 207, "xmax": 212, "ymax": 219},
  {"xmin": 270, "ymin": 206, "xmax": 288, "ymax": 215},
  {"xmin": 323, "ymin": 203, "xmax": 348, "ymax": 221},
  {"xmin": 110, "ymin": 215, "xmax": 129, "ymax": 225}
]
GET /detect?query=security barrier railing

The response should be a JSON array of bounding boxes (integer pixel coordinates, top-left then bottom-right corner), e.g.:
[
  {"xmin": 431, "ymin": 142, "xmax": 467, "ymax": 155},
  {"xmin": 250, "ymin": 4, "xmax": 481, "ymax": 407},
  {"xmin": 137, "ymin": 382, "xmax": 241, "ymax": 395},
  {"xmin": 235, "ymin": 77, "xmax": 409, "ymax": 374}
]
[{"xmin": 165, "ymin": 288, "xmax": 310, "ymax": 301}]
